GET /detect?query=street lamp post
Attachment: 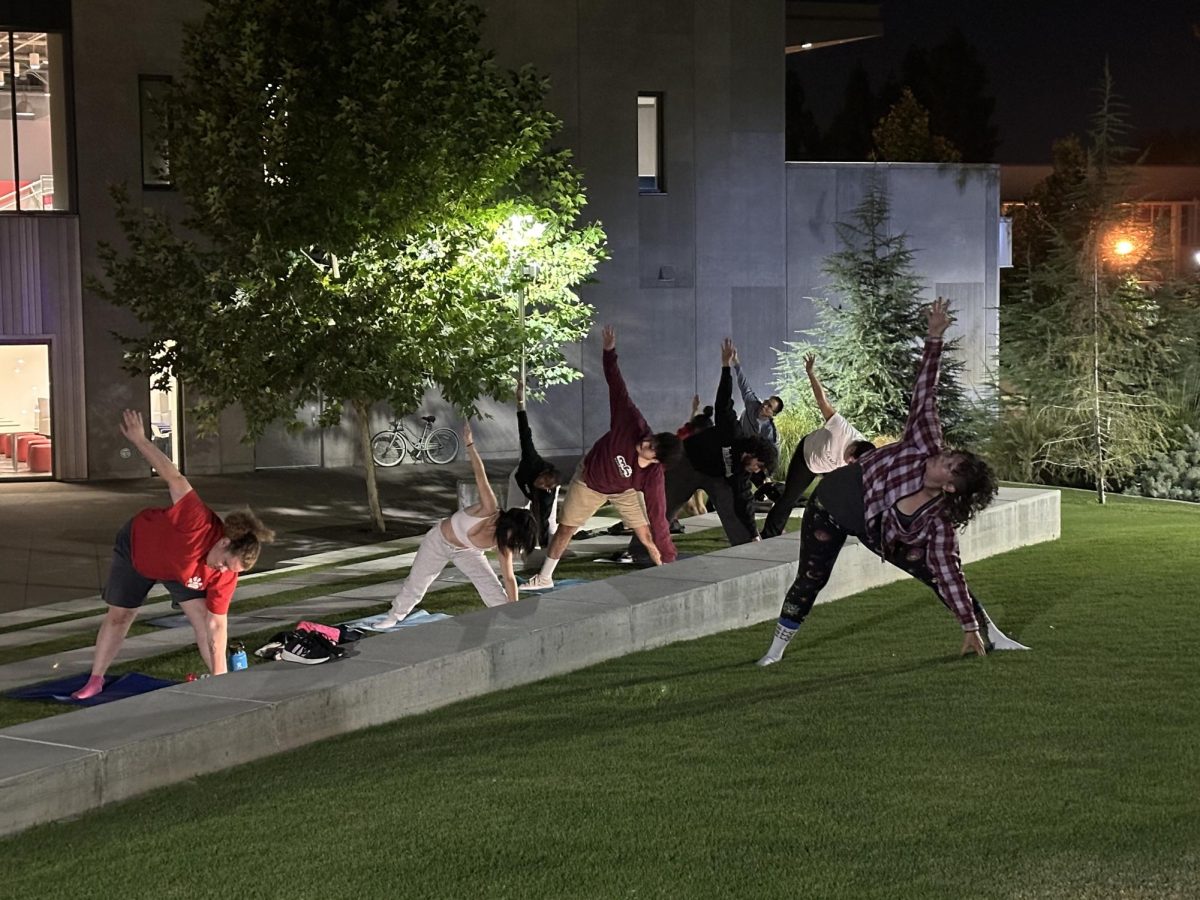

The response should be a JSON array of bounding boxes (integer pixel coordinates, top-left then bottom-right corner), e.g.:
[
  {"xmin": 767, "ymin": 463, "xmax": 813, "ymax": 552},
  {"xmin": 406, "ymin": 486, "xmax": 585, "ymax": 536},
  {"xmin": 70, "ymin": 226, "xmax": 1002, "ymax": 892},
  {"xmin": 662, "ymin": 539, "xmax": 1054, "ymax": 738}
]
[{"xmin": 501, "ymin": 213, "xmax": 545, "ymax": 389}]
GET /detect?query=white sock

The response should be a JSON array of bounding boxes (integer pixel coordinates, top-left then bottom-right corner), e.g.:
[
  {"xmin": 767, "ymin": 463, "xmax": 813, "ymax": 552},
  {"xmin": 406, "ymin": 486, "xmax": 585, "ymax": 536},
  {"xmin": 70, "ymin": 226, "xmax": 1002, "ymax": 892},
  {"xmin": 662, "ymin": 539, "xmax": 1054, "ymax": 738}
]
[
  {"xmin": 765, "ymin": 621, "xmax": 798, "ymax": 660},
  {"xmin": 540, "ymin": 556, "xmax": 560, "ymax": 579}
]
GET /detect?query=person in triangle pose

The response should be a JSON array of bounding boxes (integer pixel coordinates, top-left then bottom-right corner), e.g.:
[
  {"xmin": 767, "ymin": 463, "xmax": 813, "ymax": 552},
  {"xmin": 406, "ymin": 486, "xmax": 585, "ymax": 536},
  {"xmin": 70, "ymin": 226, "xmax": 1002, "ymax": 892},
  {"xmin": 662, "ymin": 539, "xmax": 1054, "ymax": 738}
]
[
  {"xmin": 625, "ymin": 338, "xmax": 776, "ymax": 563},
  {"xmin": 377, "ymin": 422, "xmax": 538, "ymax": 627},
  {"xmin": 72, "ymin": 410, "xmax": 275, "ymax": 699},
  {"xmin": 505, "ymin": 376, "xmax": 561, "ymax": 554},
  {"xmin": 524, "ymin": 325, "xmax": 682, "ymax": 589},
  {"xmin": 758, "ymin": 298, "xmax": 1022, "ymax": 666},
  {"xmin": 758, "ymin": 352, "xmax": 876, "ymax": 539}
]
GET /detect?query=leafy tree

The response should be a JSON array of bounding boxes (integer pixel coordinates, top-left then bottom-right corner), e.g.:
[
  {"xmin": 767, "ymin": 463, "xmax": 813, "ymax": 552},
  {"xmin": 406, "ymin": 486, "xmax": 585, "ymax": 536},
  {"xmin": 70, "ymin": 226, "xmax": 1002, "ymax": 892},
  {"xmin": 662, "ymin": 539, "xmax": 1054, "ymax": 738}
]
[
  {"xmin": 94, "ymin": 0, "xmax": 606, "ymax": 531},
  {"xmin": 774, "ymin": 177, "xmax": 976, "ymax": 444},
  {"xmin": 998, "ymin": 66, "xmax": 1181, "ymax": 501},
  {"xmin": 871, "ymin": 88, "xmax": 961, "ymax": 163}
]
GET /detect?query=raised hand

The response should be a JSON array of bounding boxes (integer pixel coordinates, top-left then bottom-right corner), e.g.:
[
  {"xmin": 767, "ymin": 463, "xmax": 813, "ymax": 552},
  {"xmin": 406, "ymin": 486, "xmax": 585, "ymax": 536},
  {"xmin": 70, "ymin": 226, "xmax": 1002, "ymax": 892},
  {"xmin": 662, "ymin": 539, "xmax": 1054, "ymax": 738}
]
[
  {"xmin": 804, "ymin": 353, "xmax": 816, "ymax": 374},
  {"xmin": 926, "ymin": 296, "xmax": 953, "ymax": 339},
  {"xmin": 515, "ymin": 376, "xmax": 525, "ymax": 405},
  {"xmin": 721, "ymin": 338, "xmax": 736, "ymax": 367},
  {"xmin": 120, "ymin": 409, "xmax": 148, "ymax": 445},
  {"xmin": 602, "ymin": 325, "xmax": 616, "ymax": 351}
]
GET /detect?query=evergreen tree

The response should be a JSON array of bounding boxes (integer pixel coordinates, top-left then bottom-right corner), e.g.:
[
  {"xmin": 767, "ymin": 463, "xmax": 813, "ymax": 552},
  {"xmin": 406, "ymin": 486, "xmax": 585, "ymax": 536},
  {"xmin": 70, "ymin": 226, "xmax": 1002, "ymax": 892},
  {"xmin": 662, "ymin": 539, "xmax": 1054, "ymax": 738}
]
[
  {"xmin": 998, "ymin": 66, "xmax": 1180, "ymax": 500},
  {"xmin": 774, "ymin": 176, "xmax": 976, "ymax": 443},
  {"xmin": 901, "ymin": 27, "xmax": 999, "ymax": 162},
  {"xmin": 871, "ymin": 88, "xmax": 962, "ymax": 163}
]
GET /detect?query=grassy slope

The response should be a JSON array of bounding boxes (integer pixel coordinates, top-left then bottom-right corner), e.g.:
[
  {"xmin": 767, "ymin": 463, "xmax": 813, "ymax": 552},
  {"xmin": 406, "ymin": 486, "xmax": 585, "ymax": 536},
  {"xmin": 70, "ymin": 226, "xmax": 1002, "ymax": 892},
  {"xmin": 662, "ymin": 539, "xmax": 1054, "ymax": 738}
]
[{"xmin": 4, "ymin": 491, "xmax": 1199, "ymax": 900}]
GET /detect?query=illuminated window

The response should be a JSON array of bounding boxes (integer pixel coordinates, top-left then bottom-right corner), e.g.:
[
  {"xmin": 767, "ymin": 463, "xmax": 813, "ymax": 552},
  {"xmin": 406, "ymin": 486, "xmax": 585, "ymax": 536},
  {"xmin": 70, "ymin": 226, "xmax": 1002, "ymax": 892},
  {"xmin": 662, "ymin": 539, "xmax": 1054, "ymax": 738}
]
[
  {"xmin": 638, "ymin": 93, "xmax": 664, "ymax": 194},
  {"xmin": 1, "ymin": 31, "xmax": 72, "ymax": 212}
]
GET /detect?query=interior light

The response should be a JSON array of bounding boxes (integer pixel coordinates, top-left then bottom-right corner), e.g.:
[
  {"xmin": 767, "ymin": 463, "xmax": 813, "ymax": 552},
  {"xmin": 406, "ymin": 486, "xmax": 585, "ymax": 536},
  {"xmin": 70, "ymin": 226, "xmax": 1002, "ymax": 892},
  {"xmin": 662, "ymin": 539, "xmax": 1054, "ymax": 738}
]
[
  {"xmin": 1193, "ymin": 250, "xmax": 1200, "ymax": 267},
  {"xmin": 29, "ymin": 52, "xmax": 41, "ymax": 69},
  {"xmin": 801, "ymin": 42, "xmax": 814, "ymax": 49},
  {"xmin": 15, "ymin": 100, "xmax": 34, "ymax": 119}
]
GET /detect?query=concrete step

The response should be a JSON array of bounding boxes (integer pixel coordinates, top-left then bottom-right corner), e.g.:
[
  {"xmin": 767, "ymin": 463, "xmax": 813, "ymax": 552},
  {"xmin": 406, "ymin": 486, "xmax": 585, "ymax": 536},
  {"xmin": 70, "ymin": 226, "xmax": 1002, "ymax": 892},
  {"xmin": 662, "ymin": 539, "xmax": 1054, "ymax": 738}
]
[{"xmin": 0, "ymin": 487, "xmax": 1060, "ymax": 837}]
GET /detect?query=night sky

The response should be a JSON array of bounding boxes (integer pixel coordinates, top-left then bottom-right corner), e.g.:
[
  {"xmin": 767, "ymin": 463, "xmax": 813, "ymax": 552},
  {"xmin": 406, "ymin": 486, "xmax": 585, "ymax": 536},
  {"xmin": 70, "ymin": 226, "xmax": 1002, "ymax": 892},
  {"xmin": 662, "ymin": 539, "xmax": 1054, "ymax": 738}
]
[{"xmin": 789, "ymin": 0, "xmax": 1200, "ymax": 162}]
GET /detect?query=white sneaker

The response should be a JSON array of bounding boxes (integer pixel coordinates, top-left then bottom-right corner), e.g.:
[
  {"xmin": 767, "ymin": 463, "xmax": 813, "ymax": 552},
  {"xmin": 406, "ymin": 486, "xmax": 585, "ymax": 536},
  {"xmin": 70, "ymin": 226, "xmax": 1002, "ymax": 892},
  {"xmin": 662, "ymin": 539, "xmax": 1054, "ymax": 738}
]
[
  {"xmin": 521, "ymin": 573, "xmax": 554, "ymax": 591},
  {"xmin": 755, "ymin": 654, "xmax": 780, "ymax": 667},
  {"xmin": 987, "ymin": 622, "xmax": 1031, "ymax": 651}
]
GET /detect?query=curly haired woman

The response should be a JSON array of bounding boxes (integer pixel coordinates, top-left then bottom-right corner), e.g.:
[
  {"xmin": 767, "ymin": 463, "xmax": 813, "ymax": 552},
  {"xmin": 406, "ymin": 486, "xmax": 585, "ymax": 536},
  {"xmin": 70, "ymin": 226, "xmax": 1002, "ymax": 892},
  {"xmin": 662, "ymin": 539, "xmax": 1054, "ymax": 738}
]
[{"xmin": 758, "ymin": 298, "xmax": 1004, "ymax": 666}]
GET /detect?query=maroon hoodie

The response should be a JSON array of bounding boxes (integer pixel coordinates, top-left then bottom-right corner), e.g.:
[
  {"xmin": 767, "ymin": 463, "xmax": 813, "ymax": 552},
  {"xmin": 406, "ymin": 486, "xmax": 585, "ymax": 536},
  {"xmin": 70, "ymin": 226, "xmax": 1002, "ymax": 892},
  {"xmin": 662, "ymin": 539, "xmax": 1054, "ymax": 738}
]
[{"xmin": 581, "ymin": 349, "xmax": 676, "ymax": 563}]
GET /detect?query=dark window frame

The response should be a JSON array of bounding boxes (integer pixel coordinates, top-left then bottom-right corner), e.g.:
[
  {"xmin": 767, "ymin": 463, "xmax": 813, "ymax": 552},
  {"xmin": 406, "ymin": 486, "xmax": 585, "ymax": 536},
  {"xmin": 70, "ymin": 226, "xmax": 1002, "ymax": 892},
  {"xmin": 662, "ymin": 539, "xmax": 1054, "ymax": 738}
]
[
  {"xmin": 637, "ymin": 91, "xmax": 665, "ymax": 195},
  {"xmin": 138, "ymin": 74, "xmax": 174, "ymax": 190}
]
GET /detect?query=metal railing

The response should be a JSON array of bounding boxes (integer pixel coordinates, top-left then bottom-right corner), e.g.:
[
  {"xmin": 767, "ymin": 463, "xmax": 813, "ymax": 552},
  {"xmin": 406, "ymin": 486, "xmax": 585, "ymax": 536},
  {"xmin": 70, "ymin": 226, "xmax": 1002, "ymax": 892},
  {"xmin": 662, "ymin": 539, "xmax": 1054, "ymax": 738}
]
[{"xmin": 0, "ymin": 175, "xmax": 54, "ymax": 212}]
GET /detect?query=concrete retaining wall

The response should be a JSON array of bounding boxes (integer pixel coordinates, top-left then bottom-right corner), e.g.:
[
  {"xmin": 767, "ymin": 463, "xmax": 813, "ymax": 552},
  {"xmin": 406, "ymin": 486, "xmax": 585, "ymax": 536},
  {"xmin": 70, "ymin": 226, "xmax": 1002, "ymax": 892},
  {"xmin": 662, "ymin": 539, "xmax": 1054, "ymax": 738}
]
[{"xmin": 0, "ymin": 487, "xmax": 1059, "ymax": 836}]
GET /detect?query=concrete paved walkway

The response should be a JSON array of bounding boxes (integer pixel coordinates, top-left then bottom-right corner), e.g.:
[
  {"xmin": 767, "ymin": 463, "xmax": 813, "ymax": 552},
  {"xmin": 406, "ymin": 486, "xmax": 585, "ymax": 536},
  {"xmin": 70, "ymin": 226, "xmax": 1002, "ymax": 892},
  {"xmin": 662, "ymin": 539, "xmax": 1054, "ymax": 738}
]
[{"xmin": 0, "ymin": 458, "xmax": 570, "ymax": 613}]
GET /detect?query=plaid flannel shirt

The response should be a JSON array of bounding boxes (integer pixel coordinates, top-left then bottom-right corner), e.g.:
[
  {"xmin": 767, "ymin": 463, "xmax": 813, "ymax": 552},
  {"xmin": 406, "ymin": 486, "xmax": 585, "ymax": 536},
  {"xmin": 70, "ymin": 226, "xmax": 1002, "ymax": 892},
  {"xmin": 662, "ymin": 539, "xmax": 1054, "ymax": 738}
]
[{"xmin": 858, "ymin": 337, "xmax": 978, "ymax": 632}]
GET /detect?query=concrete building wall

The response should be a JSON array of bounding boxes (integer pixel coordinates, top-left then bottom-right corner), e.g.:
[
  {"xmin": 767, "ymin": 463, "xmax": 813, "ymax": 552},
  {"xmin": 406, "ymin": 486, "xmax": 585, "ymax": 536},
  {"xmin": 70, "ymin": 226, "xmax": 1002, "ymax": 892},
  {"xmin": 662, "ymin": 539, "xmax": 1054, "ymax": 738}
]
[
  {"xmin": 67, "ymin": 0, "xmax": 258, "ymax": 480},
  {"xmin": 477, "ymin": 0, "xmax": 787, "ymax": 455},
  {"xmin": 3, "ymin": 2, "xmax": 1002, "ymax": 483},
  {"xmin": 785, "ymin": 162, "xmax": 1000, "ymax": 399}
]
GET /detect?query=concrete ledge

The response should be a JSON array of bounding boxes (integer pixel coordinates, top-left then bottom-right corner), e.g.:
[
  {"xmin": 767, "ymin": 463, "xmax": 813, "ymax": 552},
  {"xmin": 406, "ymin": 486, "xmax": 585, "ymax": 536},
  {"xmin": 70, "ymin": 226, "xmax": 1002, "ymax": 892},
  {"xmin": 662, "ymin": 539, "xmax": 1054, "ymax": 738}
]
[{"xmin": 0, "ymin": 488, "xmax": 1059, "ymax": 836}]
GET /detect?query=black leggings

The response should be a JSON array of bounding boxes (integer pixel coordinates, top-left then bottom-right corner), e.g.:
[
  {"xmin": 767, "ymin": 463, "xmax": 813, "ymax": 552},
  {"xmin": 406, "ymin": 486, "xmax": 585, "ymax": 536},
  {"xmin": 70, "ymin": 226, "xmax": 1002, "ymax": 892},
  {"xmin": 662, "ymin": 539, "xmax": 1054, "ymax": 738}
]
[
  {"xmin": 779, "ymin": 500, "xmax": 990, "ymax": 634},
  {"xmin": 760, "ymin": 442, "xmax": 818, "ymax": 539}
]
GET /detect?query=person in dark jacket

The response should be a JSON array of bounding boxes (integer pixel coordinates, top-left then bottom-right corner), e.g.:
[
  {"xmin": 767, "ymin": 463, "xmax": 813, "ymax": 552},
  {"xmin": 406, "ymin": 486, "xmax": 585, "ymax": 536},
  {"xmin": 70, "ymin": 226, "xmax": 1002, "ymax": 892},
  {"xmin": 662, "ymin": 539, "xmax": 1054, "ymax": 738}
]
[
  {"xmin": 505, "ymin": 378, "xmax": 560, "ymax": 549},
  {"xmin": 627, "ymin": 338, "xmax": 777, "ymax": 563}
]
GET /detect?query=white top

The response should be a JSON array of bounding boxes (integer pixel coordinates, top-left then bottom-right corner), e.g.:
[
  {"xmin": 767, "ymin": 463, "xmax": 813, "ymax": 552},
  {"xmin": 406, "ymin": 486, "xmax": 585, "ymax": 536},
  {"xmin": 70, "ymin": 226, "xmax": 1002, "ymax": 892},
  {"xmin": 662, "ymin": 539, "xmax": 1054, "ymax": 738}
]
[
  {"xmin": 448, "ymin": 508, "xmax": 494, "ymax": 549},
  {"xmin": 802, "ymin": 413, "xmax": 867, "ymax": 474}
]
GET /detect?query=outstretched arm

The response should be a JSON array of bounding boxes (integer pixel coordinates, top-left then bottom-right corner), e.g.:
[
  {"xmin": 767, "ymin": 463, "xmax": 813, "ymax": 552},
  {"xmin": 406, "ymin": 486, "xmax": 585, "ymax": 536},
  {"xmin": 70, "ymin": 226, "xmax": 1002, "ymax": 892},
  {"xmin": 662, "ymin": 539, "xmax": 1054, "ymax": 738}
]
[
  {"xmin": 601, "ymin": 325, "xmax": 651, "ymax": 436},
  {"xmin": 730, "ymin": 347, "xmax": 761, "ymax": 413},
  {"xmin": 122, "ymin": 409, "xmax": 192, "ymax": 504},
  {"xmin": 462, "ymin": 422, "xmax": 498, "ymax": 513},
  {"xmin": 901, "ymin": 298, "xmax": 950, "ymax": 451},
  {"xmin": 716, "ymin": 339, "xmax": 738, "ymax": 433},
  {"xmin": 515, "ymin": 378, "xmax": 538, "ymax": 463},
  {"xmin": 805, "ymin": 355, "xmax": 837, "ymax": 422}
]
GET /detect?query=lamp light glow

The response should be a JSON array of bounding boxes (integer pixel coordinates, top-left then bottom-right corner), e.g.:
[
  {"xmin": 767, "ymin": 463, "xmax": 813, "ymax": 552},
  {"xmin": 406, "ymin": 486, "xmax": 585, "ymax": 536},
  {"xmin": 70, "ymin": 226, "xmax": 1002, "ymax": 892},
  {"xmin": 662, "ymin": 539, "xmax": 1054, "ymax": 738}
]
[{"xmin": 1112, "ymin": 238, "xmax": 1135, "ymax": 256}]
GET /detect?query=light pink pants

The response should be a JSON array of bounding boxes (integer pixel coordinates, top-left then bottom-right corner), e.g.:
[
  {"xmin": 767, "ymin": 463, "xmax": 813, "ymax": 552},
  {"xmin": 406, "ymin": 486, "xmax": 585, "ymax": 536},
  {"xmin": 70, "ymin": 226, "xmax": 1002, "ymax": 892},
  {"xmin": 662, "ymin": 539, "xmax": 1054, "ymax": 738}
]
[{"xmin": 388, "ymin": 523, "xmax": 507, "ymax": 619}]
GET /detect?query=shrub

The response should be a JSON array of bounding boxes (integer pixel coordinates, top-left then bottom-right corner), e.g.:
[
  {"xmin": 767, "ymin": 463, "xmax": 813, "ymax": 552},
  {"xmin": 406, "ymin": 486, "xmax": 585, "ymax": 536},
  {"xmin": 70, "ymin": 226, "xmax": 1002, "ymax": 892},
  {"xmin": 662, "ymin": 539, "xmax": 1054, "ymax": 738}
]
[{"xmin": 1137, "ymin": 426, "xmax": 1200, "ymax": 502}]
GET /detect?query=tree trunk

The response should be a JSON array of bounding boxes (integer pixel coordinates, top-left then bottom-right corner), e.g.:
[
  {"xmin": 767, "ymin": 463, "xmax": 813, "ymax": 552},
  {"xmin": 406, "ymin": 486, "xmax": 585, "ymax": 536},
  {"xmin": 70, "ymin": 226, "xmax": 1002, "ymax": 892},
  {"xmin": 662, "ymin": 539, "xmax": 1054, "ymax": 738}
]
[
  {"xmin": 1092, "ymin": 251, "xmax": 1107, "ymax": 505},
  {"xmin": 355, "ymin": 398, "xmax": 387, "ymax": 533}
]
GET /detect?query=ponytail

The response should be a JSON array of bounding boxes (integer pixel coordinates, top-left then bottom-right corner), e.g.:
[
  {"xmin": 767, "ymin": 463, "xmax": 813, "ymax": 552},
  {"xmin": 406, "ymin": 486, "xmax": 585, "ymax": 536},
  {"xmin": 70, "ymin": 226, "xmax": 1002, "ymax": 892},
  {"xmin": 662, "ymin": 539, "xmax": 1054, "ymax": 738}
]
[{"xmin": 223, "ymin": 508, "xmax": 276, "ymax": 570}]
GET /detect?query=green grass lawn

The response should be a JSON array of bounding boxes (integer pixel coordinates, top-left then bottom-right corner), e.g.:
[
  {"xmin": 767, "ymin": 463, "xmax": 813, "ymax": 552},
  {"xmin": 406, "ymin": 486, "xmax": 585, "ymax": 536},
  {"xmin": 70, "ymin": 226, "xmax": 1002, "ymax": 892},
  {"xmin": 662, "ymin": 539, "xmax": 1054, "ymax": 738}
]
[{"xmin": 5, "ymin": 490, "xmax": 1200, "ymax": 899}]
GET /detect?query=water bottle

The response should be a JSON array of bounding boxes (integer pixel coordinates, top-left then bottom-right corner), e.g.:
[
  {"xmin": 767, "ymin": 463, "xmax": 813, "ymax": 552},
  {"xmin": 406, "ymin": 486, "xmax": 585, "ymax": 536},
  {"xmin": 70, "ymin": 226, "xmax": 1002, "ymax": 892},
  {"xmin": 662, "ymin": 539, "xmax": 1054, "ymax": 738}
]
[{"xmin": 229, "ymin": 641, "xmax": 249, "ymax": 672}]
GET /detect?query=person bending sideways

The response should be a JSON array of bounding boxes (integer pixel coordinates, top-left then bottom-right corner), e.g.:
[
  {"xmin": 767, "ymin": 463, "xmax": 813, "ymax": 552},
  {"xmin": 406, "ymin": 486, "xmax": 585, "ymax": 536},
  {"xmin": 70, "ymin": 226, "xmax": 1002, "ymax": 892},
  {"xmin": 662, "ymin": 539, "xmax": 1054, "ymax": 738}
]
[
  {"xmin": 758, "ymin": 298, "xmax": 1001, "ymax": 666},
  {"xmin": 72, "ymin": 409, "xmax": 274, "ymax": 700},
  {"xmin": 377, "ymin": 422, "xmax": 537, "ymax": 627},
  {"xmin": 524, "ymin": 325, "xmax": 682, "ymax": 590},
  {"xmin": 759, "ymin": 353, "xmax": 875, "ymax": 540},
  {"xmin": 505, "ymin": 377, "xmax": 561, "ymax": 550},
  {"xmin": 628, "ymin": 338, "xmax": 777, "ymax": 562}
]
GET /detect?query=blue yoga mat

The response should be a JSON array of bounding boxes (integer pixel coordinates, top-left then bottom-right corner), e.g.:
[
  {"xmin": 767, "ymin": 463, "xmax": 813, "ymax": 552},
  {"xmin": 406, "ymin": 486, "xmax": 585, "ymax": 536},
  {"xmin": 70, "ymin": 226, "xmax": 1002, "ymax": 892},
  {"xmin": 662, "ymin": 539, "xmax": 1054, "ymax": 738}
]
[
  {"xmin": 6, "ymin": 672, "xmax": 180, "ymax": 706},
  {"xmin": 342, "ymin": 609, "xmax": 454, "ymax": 633}
]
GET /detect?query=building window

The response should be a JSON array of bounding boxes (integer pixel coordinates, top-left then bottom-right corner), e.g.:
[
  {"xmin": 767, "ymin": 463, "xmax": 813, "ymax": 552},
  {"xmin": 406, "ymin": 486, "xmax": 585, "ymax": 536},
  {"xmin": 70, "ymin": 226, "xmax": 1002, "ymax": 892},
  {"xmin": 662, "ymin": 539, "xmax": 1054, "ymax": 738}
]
[
  {"xmin": 0, "ymin": 341, "xmax": 53, "ymax": 479},
  {"xmin": 1, "ymin": 31, "xmax": 72, "ymax": 212},
  {"xmin": 139, "ymin": 75, "xmax": 172, "ymax": 188},
  {"xmin": 638, "ymin": 93, "xmax": 664, "ymax": 194}
]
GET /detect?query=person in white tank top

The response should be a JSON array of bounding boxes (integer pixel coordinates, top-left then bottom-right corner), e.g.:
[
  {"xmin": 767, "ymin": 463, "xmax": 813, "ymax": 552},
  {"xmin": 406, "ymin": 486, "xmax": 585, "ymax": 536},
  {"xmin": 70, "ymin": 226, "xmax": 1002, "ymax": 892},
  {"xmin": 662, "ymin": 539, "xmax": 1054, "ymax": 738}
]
[{"xmin": 377, "ymin": 423, "xmax": 538, "ymax": 627}]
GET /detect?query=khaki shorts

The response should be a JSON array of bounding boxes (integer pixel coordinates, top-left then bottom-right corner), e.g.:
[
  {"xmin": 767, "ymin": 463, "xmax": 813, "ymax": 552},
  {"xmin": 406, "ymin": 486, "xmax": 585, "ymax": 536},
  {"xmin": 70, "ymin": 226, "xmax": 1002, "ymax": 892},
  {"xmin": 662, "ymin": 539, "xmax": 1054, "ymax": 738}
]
[{"xmin": 559, "ymin": 462, "xmax": 650, "ymax": 530}]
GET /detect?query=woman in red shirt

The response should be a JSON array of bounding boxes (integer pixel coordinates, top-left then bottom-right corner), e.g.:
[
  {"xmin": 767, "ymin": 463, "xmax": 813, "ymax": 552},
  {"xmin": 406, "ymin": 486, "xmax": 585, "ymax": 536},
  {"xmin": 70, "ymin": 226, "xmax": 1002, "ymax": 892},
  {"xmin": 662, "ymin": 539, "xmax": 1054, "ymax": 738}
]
[{"xmin": 72, "ymin": 410, "xmax": 274, "ymax": 699}]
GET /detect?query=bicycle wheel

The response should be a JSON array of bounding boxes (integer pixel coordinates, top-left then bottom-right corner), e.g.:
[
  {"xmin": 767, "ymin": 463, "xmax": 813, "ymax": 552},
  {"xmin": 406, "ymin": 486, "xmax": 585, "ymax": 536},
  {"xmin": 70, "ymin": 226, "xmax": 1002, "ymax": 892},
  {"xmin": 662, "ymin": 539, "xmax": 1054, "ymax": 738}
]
[
  {"xmin": 424, "ymin": 428, "xmax": 461, "ymax": 464},
  {"xmin": 370, "ymin": 432, "xmax": 407, "ymax": 467}
]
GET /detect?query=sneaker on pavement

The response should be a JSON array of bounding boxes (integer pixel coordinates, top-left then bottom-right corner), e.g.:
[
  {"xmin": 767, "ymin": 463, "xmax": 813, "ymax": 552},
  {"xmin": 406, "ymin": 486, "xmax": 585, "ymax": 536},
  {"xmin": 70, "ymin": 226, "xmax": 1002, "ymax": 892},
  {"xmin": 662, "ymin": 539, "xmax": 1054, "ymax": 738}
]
[{"xmin": 521, "ymin": 573, "xmax": 554, "ymax": 591}]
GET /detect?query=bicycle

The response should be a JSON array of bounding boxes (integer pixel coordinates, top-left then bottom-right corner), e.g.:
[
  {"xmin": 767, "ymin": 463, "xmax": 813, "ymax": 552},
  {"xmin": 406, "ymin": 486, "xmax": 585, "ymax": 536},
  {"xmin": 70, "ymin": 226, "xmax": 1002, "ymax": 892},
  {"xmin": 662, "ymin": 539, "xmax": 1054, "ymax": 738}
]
[{"xmin": 370, "ymin": 415, "xmax": 461, "ymax": 467}]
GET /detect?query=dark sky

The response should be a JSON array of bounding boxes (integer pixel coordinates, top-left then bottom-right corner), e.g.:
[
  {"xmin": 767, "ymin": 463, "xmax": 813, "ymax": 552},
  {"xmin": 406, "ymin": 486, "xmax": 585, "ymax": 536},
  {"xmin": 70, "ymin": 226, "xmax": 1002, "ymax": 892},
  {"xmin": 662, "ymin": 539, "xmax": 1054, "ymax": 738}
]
[{"xmin": 788, "ymin": 0, "xmax": 1200, "ymax": 162}]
